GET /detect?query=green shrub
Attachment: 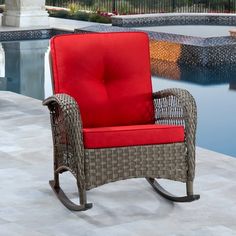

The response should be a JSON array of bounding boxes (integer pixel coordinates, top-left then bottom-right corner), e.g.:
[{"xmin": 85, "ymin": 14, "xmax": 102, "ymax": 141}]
[
  {"xmin": 73, "ymin": 11, "xmax": 90, "ymax": 21},
  {"xmin": 48, "ymin": 8, "xmax": 111, "ymax": 24},
  {"xmin": 68, "ymin": 3, "xmax": 80, "ymax": 15},
  {"xmin": 89, "ymin": 13, "xmax": 111, "ymax": 23},
  {"xmin": 49, "ymin": 10, "xmax": 69, "ymax": 18}
]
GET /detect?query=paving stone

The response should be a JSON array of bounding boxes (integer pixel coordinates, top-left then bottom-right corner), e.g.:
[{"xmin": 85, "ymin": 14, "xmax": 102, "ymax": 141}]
[{"xmin": 0, "ymin": 91, "xmax": 236, "ymax": 236}]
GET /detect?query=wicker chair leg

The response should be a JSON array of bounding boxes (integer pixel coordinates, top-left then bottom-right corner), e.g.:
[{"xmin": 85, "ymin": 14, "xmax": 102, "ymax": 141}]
[
  {"xmin": 49, "ymin": 172, "xmax": 92, "ymax": 211},
  {"xmin": 146, "ymin": 178, "xmax": 200, "ymax": 202}
]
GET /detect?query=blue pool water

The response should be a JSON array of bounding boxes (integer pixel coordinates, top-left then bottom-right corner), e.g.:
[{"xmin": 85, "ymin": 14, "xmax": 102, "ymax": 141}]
[
  {"xmin": 0, "ymin": 39, "xmax": 50, "ymax": 100},
  {"xmin": 152, "ymin": 75, "xmax": 236, "ymax": 158},
  {"xmin": 0, "ymin": 39, "xmax": 235, "ymax": 158}
]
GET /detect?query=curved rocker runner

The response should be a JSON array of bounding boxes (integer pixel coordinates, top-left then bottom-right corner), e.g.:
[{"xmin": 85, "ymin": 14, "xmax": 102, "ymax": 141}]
[{"xmin": 146, "ymin": 178, "xmax": 200, "ymax": 202}]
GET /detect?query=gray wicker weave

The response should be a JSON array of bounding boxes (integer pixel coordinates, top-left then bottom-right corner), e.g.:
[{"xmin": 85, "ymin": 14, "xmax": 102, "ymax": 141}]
[{"xmin": 43, "ymin": 88, "xmax": 200, "ymax": 211}]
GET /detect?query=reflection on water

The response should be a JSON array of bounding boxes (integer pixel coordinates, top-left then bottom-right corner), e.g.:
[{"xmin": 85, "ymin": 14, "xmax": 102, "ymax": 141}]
[
  {"xmin": 0, "ymin": 39, "xmax": 50, "ymax": 100},
  {"xmin": 151, "ymin": 59, "xmax": 236, "ymax": 88},
  {"xmin": 151, "ymin": 59, "xmax": 236, "ymax": 157},
  {"xmin": 0, "ymin": 39, "xmax": 235, "ymax": 157}
]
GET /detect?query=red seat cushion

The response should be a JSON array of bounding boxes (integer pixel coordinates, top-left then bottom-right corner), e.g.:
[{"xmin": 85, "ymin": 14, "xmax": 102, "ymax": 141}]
[
  {"xmin": 83, "ymin": 124, "xmax": 185, "ymax": 149},
  {"xmin": 50, "ymin": 32, "xmax": 154, "ymax": 128}
]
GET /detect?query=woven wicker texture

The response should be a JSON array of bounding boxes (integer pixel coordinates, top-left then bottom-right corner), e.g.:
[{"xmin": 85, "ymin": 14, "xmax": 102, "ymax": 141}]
[
  {"xmin": 43, "ymin": 88, "xmax": 197, "ymax": 191},
  {"xmin": 85, "ymin": 143, "xmax": 187, "ymax": 190},
  {"xmin": 43, "ymin": 94, "xmax": 86, "ymax": 190},
  {"xmin": 153, "ymin": 88, "xmax": 197, "ymax": 181}
]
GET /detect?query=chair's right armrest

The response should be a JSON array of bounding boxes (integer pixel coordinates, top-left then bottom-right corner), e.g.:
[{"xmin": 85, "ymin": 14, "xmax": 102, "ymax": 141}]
[
  {"xmin": 43, "ymin": 94, "xmax": 85, "ymax": 180},
  {"xmin": 153, "ymin": 88, "xmax": 197, "ymax": 181}
]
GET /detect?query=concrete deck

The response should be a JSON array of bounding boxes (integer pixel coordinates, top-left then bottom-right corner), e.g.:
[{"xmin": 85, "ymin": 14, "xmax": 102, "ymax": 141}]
[
  {"xmin": 49, "ymin": 17, "xmax": 105, "ymax": 31},
  {"xmin": 0, "ymin": 15, "xmax": 108, "ymax": 32},
  {"xmin": 0, "ymin": 91, "xmax": 236, "ymax": 236},
  {"xmin": 134, "ymin": 25, "xmax": 234, "ymax": 37}
]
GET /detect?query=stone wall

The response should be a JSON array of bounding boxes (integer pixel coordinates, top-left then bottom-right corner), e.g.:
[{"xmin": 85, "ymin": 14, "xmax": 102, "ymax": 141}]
[
  {"xmin": 112, "ymin": 13, "xmax": 236, "ymax": 27},
  {"xmin": 75, "ymin": 24, "xmax": 236, "ymax": 66}
]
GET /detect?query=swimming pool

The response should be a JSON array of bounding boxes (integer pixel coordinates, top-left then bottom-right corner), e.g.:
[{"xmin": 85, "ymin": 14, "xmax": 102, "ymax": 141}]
[
  {"xmin": 0, "ymin": 39, "xmax": 235, "ymax": 158},
  {"xmin": 0, "ymin": 39, "xmax": 50, "ymax": 100},
  {"xmin": 152, "ymin": 63, "xmax": 236, "ymax": 158}
]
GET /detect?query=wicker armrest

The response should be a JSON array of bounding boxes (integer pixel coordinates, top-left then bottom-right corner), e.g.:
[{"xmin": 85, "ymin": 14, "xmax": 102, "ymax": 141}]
[
  {"xmin": 43, "ymin": 94, "xmax": 85, "ymax": 183},
  {"xmin": 153, "ymin": 88, "xmax": 197, "ymax": 181}
]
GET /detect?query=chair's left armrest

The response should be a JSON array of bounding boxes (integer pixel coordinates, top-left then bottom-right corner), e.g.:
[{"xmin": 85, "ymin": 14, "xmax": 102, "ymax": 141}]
[
  {"xmin": 153, "ymin": 88, "xmax": 197, "ymax": 181},
  {"xmin": 43, "ymin": 94, "xmax": 85, "ymax": 181}
]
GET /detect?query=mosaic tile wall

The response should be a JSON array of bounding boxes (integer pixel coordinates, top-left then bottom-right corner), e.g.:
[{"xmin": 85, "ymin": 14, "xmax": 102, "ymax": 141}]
[
  {"xmin": 50, "ymin": 29, "xmax": 74, "ymax": 37},
  {"xmin": 0, "ymin": 29, "xmax": 52, "ymax": 42},
  {"xmin": 0, "ymin": 29, "xmax": 74, "ymax": 42},
  {"xmin": 112, "ymin": 14, "xmax": 236, "ymax": 27},
  {"xmin": 76, "ymin": 24, "xmax": 236, "ymax": 66}
]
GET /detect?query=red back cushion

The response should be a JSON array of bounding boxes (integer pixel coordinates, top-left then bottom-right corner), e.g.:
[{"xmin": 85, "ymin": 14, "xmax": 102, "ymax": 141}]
[{"xmin": 50, "ymin": 32, "xmax": 154, "ymax": 128}]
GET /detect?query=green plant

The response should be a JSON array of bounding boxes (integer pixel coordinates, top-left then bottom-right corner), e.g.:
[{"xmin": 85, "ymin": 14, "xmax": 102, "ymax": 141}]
[
  {"xmin": 49, "ymin": 10, "xmax": 69, "ymax": 18},
  {"xmin": 89, "ymin": 13, "xmax": 111, "ymax": 23},
  {"xmin": 47, "ymin": 5, "xmax": 112, "ymax": 24},
  {"xmin": 68, "ymin": 3, "xmax": 80, "ymax": 15},
  {"xmin": 73, "ymin": 11, "xmax": 90, "ymax": 21}
]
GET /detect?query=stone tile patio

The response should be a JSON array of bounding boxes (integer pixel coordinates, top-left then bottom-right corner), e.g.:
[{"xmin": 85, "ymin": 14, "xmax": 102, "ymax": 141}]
[
  {"xmin": 0, "ymin": 91, "xmax": 236, "ymax": 236},
  {"xmin": 0, "ymin": 15, "xmax": 107, "ymax": 32}
]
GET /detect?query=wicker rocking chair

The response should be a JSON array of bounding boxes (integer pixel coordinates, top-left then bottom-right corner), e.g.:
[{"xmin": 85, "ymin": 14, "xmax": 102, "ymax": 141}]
[{"xmin": 43, "ymin": 32, "xmax": 200, "ymax": 211}]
